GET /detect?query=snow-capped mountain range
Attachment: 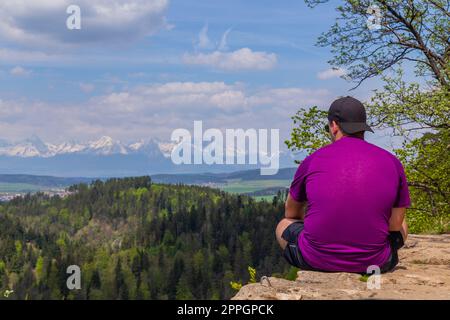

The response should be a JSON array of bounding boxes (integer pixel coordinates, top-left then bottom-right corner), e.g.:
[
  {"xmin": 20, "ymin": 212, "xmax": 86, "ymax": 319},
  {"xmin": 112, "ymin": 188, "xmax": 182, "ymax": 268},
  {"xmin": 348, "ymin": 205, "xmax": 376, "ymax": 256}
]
[
  {"xmin": 0, "ymin": 135, "xmax": 174, "ymax": 158},
  {"xmin": 0, "ymin": 135, "xmax": 297, "ymax": 177}
]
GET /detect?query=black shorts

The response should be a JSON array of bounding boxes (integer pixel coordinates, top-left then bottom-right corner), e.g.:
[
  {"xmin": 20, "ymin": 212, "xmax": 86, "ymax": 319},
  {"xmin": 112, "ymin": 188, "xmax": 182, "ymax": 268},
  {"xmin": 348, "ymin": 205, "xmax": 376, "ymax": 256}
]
[
  {"xmin": 281, "ymin": 221, "xmax": 316, "ymax": 271},
  {"xmin": 281, "ymin": 221, "xmax": 400, "ymax": 274}
]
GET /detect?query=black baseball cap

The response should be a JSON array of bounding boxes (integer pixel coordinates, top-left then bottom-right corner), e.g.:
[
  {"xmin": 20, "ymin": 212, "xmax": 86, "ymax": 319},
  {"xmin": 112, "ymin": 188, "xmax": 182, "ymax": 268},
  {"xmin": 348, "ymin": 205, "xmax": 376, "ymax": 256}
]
[{"xmin": 327, "ymin": 96, "xmax": 373, "ymax": 134}]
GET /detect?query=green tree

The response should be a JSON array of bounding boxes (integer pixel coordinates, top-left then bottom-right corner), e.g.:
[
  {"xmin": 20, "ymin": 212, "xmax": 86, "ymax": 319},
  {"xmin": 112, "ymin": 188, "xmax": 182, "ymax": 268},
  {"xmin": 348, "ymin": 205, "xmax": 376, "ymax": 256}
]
[
  {"xmin": 35, "ymin": 256, "xmax": 44, "ymax": 285},
  {"xmin": 285, "ymin": 106, "xmax": 329, "ymax": 157},
  {"xmin": 305, "ymin": 0, "xmax": 449, "ymax": 88},
  {"xmin": 370, "ymin": 71, "xmax": 449, "ymax": 230},
  {"xmin": 114, "ymin": 258, "xmax": 128, "ymax": 300},
  {"xmin": 175, "ymin": 275, "xmax": 194, "ymax": 300}
]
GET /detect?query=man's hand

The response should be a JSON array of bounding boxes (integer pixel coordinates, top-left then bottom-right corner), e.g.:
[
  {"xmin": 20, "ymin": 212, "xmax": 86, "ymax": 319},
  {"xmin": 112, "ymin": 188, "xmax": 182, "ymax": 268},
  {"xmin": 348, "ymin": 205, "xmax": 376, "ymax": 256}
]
[{"xmin": 285, "ymin": 193, "xmax": 307, "ymax": 220}]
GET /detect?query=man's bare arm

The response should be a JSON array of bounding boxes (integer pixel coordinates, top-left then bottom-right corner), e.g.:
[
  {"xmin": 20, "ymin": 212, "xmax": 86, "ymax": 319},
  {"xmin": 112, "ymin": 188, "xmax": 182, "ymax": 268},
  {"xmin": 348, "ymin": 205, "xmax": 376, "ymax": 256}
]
[
  {"xmin": 389, "ymin": 207, "xmax": 408, "ymax": 242},
  {"xmin": 285, "ymin": 193, "xmax": 307, "ymax": 220}
]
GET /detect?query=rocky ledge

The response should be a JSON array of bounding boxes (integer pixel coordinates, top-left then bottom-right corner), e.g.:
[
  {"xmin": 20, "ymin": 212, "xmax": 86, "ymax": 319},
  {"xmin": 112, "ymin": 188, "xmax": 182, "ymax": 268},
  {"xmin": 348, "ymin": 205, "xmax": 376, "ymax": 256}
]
[{"xmin": 232, "ymin": 234, "xmax": 450, "ymax": 300}]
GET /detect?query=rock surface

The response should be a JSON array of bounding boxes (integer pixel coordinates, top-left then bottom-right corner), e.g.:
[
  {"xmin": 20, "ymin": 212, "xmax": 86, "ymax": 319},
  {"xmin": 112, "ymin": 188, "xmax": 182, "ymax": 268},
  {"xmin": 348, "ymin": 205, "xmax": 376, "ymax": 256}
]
[{"xmin": 232, "ymin": 234, "xmax": 450, "ymax": 300}]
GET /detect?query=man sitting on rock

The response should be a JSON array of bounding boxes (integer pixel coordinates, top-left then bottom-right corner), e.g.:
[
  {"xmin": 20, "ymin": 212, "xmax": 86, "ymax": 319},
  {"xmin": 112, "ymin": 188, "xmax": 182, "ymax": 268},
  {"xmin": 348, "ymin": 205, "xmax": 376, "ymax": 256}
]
[{"xmin": 276, "ymin": 96, "xmax": 410, "ymax": 274}]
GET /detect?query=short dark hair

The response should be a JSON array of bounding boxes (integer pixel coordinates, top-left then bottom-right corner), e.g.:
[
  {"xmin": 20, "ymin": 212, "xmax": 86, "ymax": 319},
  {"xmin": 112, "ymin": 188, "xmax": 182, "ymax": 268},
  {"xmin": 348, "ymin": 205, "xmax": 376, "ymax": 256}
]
[
  {"xmin": 328, "ymin": 120, "xmax": 365, "ymax": 139},
  {"xmin": 343, "ymin": 130, "xmax": 365, "ymax": 139},
  {"xmin": 334, "ymin": 121, "xmax": 365, "ymax": 139}
]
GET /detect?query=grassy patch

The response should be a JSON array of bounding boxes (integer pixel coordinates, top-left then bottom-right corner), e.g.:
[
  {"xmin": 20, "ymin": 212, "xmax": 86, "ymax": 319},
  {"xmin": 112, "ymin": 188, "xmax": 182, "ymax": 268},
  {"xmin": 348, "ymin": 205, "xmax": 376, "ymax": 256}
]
[
  {"xmin": 219, "ymin": 179, "xmax": 289, "ymax": 194},
  {"xmin": 285, "ymin": 267, "xmax": 300, "ymax": 281},
  {"xmin": 0, "ymin": 183, "xmax": 45, "ymax": 193},
  {"xmin": 359, "ymin": 274, "xmax": 370, "ymax": 282}
]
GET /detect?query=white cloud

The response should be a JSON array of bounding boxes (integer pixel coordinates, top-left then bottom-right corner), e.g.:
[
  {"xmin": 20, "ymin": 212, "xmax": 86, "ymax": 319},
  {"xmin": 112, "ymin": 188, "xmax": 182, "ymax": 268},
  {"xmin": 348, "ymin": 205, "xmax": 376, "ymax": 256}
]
[
  {"xmin": 196, "ymin": 24, "xmax": 214, "ymax": 50},
  {"xmin": 187, "ymin": 25, "xmax": 275, "ymax": 72},
  {"xmin": 128, "ymin": 72, "xmax": 147, "ymax": 78},
  {"xmin": 79, "ymin": 83, "xmax": 95, "ymax": 93},
  {"xmin": 248, "ymin": 88, "xmax": 331, "ymax": 107},
  {"xmin": 183, "ymin": 48, "xmax": 277, "ymax": 71},
  {"xmin": 0, "ymin": 0, "xmax": 170, "ymax": 49},
  {"xmin": 0, "ymin": 99, "xmax": 24, "ymax": 118},
  {"xmin": 10, "ymin": 66, "xmax": 32, "ymax": 77},
  {"xmin": 195, "ymin": 24, "xmax": 232, "ymax": 51},
  {"xmin": 218, "ymin": 28, "xmax": 232, "ymax": 51},
  {"xmin": 317, "ymin": 67, "xmax": 346, "ymax": 80},
  {"xmin": 0, "ymin": 81, "xmax": 332, "ymax": 142},
  {"xmin": 0, "ymin": 48, "xmax": 73, "ymax": 65}
]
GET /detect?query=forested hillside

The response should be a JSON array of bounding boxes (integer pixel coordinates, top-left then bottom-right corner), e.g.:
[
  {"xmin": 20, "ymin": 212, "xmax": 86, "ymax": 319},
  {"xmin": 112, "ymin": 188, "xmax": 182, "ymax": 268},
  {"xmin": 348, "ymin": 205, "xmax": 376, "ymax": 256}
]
[{"xmin": 0, "ymin": 176, "xmax": 290, "ymax": 300}]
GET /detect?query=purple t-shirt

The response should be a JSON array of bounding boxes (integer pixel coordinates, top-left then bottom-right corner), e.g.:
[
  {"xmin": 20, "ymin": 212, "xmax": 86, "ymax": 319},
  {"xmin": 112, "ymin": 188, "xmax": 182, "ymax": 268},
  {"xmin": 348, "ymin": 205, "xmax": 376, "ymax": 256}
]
[{"xmin": 289, "ymin": 136, "xmax": 411, "ymax": 272}]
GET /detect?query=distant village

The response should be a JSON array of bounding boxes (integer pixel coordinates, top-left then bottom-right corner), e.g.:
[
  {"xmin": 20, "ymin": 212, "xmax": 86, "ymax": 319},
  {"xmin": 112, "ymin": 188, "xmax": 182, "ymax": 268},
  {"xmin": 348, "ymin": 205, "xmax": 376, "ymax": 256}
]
[{"xmin": 0, "ymin": 189, "xmax": 74, "ymax": 202}]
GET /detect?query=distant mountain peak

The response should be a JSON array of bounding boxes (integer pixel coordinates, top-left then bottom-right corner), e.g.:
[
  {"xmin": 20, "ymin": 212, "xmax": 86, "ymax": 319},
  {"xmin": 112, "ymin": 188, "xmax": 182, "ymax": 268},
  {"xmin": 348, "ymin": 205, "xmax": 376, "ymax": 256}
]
[
  {"xmin": 158, "ymin": 141, "xmax": 176, "ymax": 158},
  {"xmin": 0, "ymin": 136, "xmax": 168, "ymax": 158},
  {"xmin": 88, "ymin": 136, "xmax": 113, "ymax": 148}
]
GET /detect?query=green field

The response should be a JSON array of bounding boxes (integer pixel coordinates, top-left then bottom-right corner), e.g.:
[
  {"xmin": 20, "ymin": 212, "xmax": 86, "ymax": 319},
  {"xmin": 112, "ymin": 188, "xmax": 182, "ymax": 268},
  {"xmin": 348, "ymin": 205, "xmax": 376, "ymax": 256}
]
[
  {"xmin": 218, "ymin": 179, "xmax": 289, "ymax": 195},
  {"xmin": 0, "ymin": 176, "xmax": 290, "ymax": 201},
  {"xmin": 0, "ymin": 183, "xmax": 46, "ymax": 193}
]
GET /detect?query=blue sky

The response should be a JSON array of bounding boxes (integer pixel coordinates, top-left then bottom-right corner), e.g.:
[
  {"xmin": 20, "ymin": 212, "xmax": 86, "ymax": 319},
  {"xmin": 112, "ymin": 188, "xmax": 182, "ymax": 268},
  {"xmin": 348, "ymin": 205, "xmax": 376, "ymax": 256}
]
[{"xmin": 0, "ymin": 0, "xmax": 394, "ymax": 148}]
